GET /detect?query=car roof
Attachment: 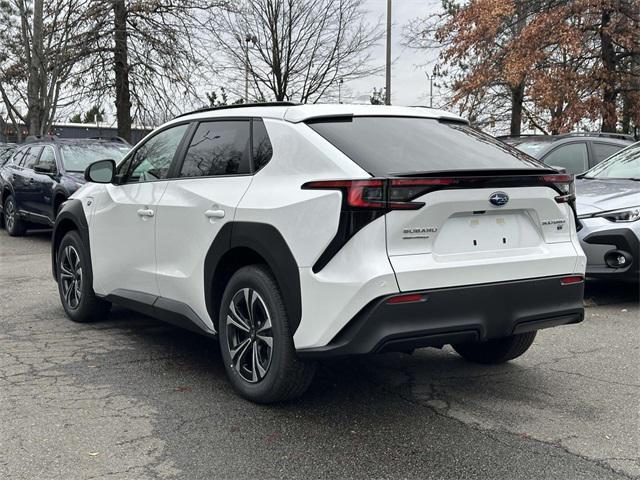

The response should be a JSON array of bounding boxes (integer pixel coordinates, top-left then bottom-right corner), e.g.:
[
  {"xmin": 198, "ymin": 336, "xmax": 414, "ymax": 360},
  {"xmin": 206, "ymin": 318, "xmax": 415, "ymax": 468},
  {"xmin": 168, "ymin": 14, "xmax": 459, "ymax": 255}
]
[
  {"xmin": 20, "ymin": 139, "xmax": 129, "ymax": 148},
  {"xmin": 171, "ymin": 103, "xmax": 467, "ymax": 125}
]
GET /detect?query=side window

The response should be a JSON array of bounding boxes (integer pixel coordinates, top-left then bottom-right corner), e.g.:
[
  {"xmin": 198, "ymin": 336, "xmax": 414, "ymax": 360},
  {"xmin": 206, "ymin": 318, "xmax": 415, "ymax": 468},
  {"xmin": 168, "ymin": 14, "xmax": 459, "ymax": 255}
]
[
  {"xmin": 592, "ymin": 142, "xmax": 622, "ymax": 164},
  {"xmin": 123, "ymin": 124, "xmax": 188, "ymax": 183},
  {"xmin": 179, "ymin": 120, "xmax": 251, "ymax": 178},
  {"xmin": 23, "ymin": 147, "xmax": 42, "ymax": 169},
  {"xmin": 37, "ymin": 147, "xmax": 57, "ymax": 171},
  {"xmin": 11, "ymin": 149, "xmax": 27, "ymax": 166},
  {"xmin": 252, "ymin": 118, "xmax": 273, "ymax": 172},
  {"xmin": 543, "ymin": 143, "xmax": 589, "ymax": 174}
]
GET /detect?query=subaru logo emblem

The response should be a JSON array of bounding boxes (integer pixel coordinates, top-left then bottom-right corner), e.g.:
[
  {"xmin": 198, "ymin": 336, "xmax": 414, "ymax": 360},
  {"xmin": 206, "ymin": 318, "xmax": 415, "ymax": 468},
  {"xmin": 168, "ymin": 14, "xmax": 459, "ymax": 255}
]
[{"xmin": 489, "ymin": 191, "xmax": 509, "ymax": 207}]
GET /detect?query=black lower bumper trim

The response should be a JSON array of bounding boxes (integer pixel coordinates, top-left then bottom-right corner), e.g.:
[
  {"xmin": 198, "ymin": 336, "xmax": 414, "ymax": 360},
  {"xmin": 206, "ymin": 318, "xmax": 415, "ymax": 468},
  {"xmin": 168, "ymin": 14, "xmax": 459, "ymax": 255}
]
[
  {"xmin": 583, "ymin": 228, "xmax": 639, "ymax": 281},
  {"xmin": 298, "ymin": 275, "xmax": 584, "ymax": 358}
]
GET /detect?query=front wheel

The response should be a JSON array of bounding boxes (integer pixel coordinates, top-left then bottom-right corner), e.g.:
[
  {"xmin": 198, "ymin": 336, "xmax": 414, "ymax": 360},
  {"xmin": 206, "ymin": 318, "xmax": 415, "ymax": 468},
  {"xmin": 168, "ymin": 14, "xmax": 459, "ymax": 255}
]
[
  {"xmin": 219, "ymin": 265, "xmax": 316, "ymax": 403},
  {"xmin": 57, "ymin": 230, "xmax": 111, "ymax": 322},
  {"xmin": 452, "ymin": 331, "xmax": 537, "ymax": 364}
]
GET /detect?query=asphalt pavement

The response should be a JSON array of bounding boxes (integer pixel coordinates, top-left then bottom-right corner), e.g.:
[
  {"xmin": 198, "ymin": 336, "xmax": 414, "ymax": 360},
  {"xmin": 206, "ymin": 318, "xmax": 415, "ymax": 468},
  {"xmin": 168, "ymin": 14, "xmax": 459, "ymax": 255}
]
[{"xmin": 0, "ymin": 229, "xmax": 638, "ymax": 480}]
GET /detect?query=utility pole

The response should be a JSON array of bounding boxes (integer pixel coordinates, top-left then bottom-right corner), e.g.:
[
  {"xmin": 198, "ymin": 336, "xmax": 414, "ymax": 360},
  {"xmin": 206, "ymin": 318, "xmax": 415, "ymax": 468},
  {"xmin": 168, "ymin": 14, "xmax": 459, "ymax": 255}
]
[
  {"xmin": 425, "ymin": 71, "xmax": 436, "ymax": 108},
  {"xmin": 385, "ymin": 0, "xmax": 392, "ymax": 105},
  {"xmin": 244, "ymin": 34, "xmax": 257, "ymax": 103}
]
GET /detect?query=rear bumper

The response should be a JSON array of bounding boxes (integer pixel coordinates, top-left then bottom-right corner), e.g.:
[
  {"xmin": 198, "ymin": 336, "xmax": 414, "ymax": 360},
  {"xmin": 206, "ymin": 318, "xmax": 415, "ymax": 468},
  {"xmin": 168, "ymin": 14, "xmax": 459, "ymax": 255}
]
[{"xmin": 297, "ymin": 275, "xmax": 584, "ymax": 358}]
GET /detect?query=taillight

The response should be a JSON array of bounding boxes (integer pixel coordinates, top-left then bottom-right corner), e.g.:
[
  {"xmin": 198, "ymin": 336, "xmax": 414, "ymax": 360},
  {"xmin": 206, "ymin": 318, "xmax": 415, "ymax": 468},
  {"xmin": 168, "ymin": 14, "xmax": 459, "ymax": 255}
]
[
  {"xmin": 541, "ymin": 174, "xmax": 575, "ymax": 203},
  {"xmin": 302, "ymin": 179, "xmax": 427, "ymax": 211}
]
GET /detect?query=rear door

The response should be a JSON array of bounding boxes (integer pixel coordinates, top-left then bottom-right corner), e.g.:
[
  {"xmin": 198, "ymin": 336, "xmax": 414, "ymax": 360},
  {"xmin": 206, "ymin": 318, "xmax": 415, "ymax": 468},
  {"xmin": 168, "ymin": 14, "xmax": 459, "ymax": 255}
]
[
  {"xmin": 14, "ymin": 147, "xmax": 43, "ymax": 216},
  {"xmin": 155, "ymin": 118, "xmax": 260, "ymax": 331}
]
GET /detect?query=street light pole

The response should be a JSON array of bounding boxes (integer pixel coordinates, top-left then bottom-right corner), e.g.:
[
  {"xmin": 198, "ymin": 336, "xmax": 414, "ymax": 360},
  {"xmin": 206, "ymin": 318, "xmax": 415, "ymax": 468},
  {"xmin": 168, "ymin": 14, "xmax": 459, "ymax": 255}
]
[
  {"xmin": 385, "ymin": 0, "xmax": 392, "ymax": 105},
  {"xmin": 244, "ymin": 34, "xmax": 257, "ymax": 103},
  {"xmin": 338, "ymin": 78, "xmax": 344, "ymax": 104},
  {"xmin": 425, "ymin": 70, "xmax": 438, "ymax": 108}
]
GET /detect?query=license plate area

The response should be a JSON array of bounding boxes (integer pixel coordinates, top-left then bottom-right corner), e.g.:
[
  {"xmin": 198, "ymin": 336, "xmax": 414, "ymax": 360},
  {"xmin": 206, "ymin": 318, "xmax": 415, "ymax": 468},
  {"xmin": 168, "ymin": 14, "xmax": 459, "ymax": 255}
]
[{"xmin": 433, "ymin": 210, "xmax": 542, "ymax": 255}]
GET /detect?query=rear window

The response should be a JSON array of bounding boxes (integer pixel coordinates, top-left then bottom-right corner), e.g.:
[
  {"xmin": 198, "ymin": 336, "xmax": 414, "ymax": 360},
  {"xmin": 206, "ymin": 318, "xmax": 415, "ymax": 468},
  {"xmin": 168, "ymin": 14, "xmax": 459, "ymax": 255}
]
[{"xmin": 307, "ymin": 117, "xmax": 545, "ymax": 175}]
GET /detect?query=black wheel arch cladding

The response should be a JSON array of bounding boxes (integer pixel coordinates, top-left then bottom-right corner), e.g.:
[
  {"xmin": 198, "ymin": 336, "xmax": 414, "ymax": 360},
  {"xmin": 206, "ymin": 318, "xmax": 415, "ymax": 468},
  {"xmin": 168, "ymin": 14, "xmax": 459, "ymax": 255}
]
[
  {"xmin": 51, "ymin": 198, "xmax": 90, "ymax": 281},
  {"xmin": 205, "ymin": 222, "xmax": 302, "ymax": 334}
]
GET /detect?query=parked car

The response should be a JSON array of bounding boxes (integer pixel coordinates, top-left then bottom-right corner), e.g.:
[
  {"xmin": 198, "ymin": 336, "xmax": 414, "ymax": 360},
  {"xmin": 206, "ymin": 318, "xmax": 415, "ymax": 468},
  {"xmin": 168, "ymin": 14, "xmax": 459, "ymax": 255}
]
[
  {"xmin": 576, "ymin": 142, "xmax": 640, "ymax": 282},
  {"xmin": 499, "ymin": 133, "xmax": 633, "ymax": 175},
  {"xmin": 52, "ymin": 103, "xmax": 586, "ymax": 403},
  {"xmin": 0, "ymin": 137, "xmax": 130, "ymax": 235}
]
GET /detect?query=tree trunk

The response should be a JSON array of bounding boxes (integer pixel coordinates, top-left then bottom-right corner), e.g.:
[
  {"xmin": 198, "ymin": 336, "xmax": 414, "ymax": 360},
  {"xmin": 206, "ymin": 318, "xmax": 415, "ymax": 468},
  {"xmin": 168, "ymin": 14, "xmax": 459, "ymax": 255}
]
[
  {"xmin": 27, "ymin": 0, "xmax": 44, "ymax": 137},
  {"xmin": 510, "ymin": 82, "xmax": 524, "ymax": 136},
  {"xmin": 113, "ymin": 0, "xmax": 132, "ymax": 143},
  {"xmin": 600, "ymin": 9, "xmax": 618, "ymax": 133}
]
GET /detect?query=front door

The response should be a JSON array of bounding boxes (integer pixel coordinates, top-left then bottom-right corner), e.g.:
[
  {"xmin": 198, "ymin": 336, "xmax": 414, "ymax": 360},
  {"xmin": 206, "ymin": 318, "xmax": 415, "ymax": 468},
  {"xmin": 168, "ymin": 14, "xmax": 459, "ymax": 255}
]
[{"xmin": 89, "ymin": 123, "xmax": 190, "ymax": 298}]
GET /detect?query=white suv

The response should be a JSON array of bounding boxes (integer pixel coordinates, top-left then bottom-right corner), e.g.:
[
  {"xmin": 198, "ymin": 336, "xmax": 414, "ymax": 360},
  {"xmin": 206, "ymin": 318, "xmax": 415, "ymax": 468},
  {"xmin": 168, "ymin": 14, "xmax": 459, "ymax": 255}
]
[{"xmin": 52, "ymin": 103, "xmax": 586, "ymax": 403}]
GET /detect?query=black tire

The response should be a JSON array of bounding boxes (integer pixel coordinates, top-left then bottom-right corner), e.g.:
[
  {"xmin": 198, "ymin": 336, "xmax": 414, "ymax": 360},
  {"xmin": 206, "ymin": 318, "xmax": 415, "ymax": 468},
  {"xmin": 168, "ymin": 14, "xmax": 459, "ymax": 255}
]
[
  {"xmin": 452, "ymin": 331, "xmax": 537, "ymax": 364},
  {"xmin": 4, "ymin": 195, "xmax": 26, "ymax": 236},
  {"xmin": 56, "ymin": 230, "xmax": 111, "ymax": 322},
  {"xmin": 219, "ymin": 265, "xmax": 316, "ymax": 403}
]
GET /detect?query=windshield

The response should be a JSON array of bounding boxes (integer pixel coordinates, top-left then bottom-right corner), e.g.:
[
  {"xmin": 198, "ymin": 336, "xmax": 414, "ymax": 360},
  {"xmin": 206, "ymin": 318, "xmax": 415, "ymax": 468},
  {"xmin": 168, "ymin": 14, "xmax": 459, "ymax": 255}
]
[
  {"xmin": 583, "ymin": 142, "xmax": 640, "ymax": 179},
  {"xmin": 307, "ymin": 117, "xmax": 545, "ymax": 175},
  {"xmin": 60, "ymin": 143, "xmax": 130, "ymax": 172}
]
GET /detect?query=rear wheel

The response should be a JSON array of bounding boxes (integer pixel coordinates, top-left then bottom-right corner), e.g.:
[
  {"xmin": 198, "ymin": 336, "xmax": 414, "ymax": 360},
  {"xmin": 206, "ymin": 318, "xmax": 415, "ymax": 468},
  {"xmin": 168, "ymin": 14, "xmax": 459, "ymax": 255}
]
[
  {"xmin": 219, "ymin": 265, "xmax": 316, "ymax": 403},
  {"xmin": 57, "ymin": 230, "xmax": 111, "ymax": 322},
  {"xmin": 4, "ymin": 195, "xmax": 26, "ymax": 236},
  {"xmin": 452, "ymin": 331, "xmax": 537, "ymax": 364}
]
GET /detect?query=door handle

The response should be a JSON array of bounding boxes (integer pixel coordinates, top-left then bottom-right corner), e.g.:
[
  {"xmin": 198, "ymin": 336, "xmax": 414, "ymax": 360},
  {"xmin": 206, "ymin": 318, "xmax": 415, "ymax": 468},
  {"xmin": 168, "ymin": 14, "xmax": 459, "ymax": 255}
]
[
  {"xmin": 137, "ymin": 208, "xmax": 155, "ymax": 218},
  {"xmin": 204, "ymin": 209, "xmax": 225, "ymax": 219}
]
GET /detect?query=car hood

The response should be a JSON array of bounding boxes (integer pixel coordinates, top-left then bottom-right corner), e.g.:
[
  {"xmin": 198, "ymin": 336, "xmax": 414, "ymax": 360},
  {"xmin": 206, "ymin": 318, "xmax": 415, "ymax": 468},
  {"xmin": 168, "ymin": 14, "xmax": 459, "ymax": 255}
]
[{"xmin": 575, "ymin": 178, "xmax": 640, "ymax": 215}]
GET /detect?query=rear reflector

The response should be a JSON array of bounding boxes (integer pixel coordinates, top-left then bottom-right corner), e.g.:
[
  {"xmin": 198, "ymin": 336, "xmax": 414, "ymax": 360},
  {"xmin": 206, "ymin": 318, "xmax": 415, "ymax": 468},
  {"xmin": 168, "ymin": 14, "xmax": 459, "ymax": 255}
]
[
  {"xmin": 560, "ymin": 275, "xmax": 584, "ymax": 285},
  {"xmin": 386, "ymin": 293, "xmax": 425, "ymax": 304}
]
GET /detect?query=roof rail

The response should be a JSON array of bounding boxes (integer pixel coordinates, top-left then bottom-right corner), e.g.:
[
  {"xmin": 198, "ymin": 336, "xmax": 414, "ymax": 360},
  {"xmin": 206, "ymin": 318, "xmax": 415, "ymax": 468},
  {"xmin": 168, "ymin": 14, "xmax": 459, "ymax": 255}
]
[
  {"xmin": 557, "ymin": 132, "xmax": 635, "ymax": 141},
  {"xmin": 24, "ymin": 135, "xmax": 58, "ymax": 143},
  {"xmin": 87, "ymin": 136, "xmax": 131, "ymax": 145},
  {"xmin": 174, "ymin": 101, "xmax": 300, "ymax": 119},
  {"xmin": 496, "ymin": 134, "xmax": 550, "ymax": 139}
]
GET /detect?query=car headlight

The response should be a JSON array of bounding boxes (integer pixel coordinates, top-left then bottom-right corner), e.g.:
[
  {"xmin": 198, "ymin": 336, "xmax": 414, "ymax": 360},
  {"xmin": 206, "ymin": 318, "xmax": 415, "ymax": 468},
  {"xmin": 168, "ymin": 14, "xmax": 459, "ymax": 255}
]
[{"xmin": 593, "ymin": 206, "xmax": 640, "ymax": 223}]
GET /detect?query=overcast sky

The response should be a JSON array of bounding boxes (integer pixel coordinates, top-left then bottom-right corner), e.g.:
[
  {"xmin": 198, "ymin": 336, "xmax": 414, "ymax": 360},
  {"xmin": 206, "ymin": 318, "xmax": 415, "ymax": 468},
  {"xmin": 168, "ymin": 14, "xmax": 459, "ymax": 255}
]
[{"xmin": 346, "ymin": 0, "xmax": 442, "ymax": 106}]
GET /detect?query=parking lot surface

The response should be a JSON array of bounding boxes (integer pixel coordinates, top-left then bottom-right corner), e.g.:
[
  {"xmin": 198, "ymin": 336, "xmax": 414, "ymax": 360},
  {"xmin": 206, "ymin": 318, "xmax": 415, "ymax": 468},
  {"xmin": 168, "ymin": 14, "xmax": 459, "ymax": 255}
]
[{"xmin": 1, "ymin": 230, "xmax": 638, "ymax": 480}]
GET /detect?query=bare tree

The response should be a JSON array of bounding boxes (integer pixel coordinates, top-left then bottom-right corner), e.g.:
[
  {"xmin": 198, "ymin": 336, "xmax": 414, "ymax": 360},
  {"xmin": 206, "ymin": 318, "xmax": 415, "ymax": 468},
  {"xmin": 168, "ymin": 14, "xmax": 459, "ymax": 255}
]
[
  {"xmin": 0, "ymin": 0, "xmax": 95, "ymax": 139},
  {"xmin": 210, "ymin": 0, "xmax": 383, "ymax": 103},
  {"xmin": 73, "ymin": 1, "xmax": 229, "ymax": 142}
]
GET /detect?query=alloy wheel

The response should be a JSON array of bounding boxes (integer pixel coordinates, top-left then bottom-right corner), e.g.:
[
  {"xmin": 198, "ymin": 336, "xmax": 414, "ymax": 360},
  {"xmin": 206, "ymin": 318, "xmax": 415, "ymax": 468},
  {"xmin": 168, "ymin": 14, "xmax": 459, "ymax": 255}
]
[
  {"xmin": 226, "ymin": 288, "xmax": 273, "ymax": 383},
  {"xmin": 59, "ymin": 245, "xmax": 83, "ymax": 310},
  {"xmin": 5, "ymin": 199, "xmax": 15, "ymax": 231}
]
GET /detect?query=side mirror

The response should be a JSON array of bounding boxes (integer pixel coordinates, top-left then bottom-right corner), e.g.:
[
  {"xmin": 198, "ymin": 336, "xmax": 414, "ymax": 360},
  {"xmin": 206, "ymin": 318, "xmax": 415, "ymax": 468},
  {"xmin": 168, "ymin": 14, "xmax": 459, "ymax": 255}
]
[
  {"xmin": 84, "ymin": 159, "xmax": 116, "ymax": 183},
  {"xmin": 34, "ymin": 164, "xmax": 55, "ymax": 174}
]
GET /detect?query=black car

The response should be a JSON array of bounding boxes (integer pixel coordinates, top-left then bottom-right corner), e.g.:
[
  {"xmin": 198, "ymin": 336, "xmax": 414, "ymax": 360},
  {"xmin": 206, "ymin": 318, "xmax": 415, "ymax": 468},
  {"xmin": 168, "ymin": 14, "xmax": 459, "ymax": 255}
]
[
  {"xmin": 0, "ymin": 138, "xmax": 130, "ymax": 235},
  {"xmin": 499, "ymin": 132, "xmax": 633, "ymax": 175}
]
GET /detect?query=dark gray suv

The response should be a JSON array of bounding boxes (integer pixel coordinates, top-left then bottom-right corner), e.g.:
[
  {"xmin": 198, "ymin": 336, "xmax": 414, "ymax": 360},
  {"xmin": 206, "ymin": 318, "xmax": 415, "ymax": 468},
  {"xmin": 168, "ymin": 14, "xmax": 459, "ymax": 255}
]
[{"xmin": 499, "ymin": 133, "xmax": 633, "ymax": 175}]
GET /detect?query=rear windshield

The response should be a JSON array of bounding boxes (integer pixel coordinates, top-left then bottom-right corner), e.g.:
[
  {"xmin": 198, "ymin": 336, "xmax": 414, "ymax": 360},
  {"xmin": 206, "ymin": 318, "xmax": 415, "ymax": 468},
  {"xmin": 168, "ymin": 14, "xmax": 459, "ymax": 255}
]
[{"xmin": 307, "ymin": 116, "xmax": 545, "ymax": 175}]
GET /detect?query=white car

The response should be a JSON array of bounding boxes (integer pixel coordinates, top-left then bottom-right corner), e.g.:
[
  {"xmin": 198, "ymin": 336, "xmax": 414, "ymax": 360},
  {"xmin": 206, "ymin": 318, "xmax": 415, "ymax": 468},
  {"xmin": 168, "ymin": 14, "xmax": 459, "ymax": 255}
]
[{"xmin": 52, "ymin": 103, "xmax": 586, "ymax": 403}]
